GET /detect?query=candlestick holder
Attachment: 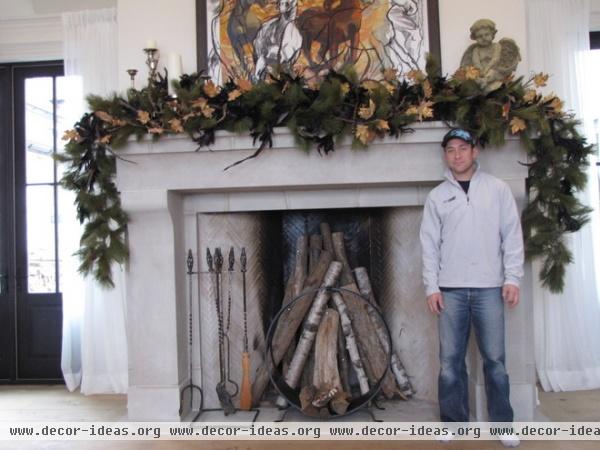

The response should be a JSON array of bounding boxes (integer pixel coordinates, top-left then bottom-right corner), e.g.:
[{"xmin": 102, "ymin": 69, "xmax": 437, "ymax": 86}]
[
  {"xmin": 126, "ymin": 69, "xmax": 138, "ymax": 89},
  {"xmin": 143, "ymin": 47, "xmax": 160, "ymax": 86}
]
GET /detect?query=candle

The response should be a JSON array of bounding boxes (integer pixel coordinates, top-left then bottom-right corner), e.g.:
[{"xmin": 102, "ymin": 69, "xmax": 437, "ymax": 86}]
[
  {"xmin": 145, "ymin": 39, "xmax": 157, "ymax": 50},
  {"xmin": 167, "ymin": 53, "xmax": 183, "ymax": 97}
]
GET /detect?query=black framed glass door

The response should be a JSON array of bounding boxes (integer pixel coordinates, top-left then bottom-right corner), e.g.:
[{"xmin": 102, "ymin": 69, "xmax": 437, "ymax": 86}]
[{"xmin": 1, "ymin": 62, "xmax": 65, "ymax": 382}]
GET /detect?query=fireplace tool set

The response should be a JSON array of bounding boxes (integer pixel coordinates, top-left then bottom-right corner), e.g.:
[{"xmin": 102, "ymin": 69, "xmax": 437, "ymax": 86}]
[{"xmin": 178, "ymin": 246, "xmax": 259, "ymax": 421}]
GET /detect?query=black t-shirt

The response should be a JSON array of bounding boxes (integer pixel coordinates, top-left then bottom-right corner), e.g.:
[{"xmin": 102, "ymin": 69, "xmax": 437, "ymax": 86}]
[{"xmin": 458, "ymin": 180, "xmax": 470, "ymax": 194}]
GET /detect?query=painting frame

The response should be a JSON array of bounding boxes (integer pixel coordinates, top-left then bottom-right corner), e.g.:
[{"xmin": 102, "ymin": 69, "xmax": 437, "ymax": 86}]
[{"xmin": 196, "ymin": 0, "xmax": 441, "ymax": 81}]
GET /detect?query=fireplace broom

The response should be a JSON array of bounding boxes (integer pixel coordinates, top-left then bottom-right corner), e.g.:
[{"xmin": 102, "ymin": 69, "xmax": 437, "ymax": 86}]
[{"xmin": 239, "ymin": 247, "xmax": 252, "ymax": 410}]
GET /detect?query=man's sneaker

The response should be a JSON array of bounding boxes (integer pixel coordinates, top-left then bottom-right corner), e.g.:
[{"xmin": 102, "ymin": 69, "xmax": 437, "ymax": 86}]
[{"xmin": 499, "ymin": 434, "xmax": 520, "ymax": 448}]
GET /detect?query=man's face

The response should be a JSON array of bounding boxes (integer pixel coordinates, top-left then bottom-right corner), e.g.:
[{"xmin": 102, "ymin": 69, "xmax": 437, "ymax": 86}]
[{"xmin": 444, "ymin": 138, "xmax": 478, "ymax": 178}]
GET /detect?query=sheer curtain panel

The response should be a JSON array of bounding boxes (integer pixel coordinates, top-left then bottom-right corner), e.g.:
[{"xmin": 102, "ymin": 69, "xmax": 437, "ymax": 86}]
[
  {"xmin": 526, "ymin": 0, "xmax": 600, "ymax": 391},
  {"xmin": 61, "ymin": 8, "xmax": 128, "ymax": 394}
]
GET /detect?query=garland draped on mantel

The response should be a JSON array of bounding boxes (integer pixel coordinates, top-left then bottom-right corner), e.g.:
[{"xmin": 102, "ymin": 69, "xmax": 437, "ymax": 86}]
[{"xmin": 59, "ymin": 57, "xmax": 593, "ymax": 292}]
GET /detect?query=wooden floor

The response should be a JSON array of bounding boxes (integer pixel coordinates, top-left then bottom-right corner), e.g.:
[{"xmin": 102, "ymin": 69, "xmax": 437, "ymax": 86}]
[{"xmin": 1, "ymin": 385, "xmax": 599, "ymax": 449}]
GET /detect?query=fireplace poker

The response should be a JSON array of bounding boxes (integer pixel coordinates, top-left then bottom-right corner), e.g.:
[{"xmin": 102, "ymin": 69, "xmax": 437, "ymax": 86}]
[
  {"xmin": 213, "ymin": 247, "xmax": 235, "ymax": 415},
  {"xmin": 224, "ymin": 247, "xmax": 239, "ymax": 397},
  {"xmin": 239, "ymin": 247, "xmax": 252, "ymax": 410}
]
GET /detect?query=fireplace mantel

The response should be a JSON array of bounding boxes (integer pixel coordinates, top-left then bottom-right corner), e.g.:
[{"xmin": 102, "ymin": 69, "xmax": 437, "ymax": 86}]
[{"xmin": 116, "ymin": 121, "xmax": 535, "ymax": 421}]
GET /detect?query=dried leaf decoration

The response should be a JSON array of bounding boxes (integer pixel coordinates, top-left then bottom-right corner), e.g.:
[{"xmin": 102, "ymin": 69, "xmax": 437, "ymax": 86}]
[
  {"xmin": 191, "ymin": 97, "xmax": 215, "ymax": 118},
  {"xmin": 148, "ymin": 127, "xmax": 164, "ymax": 135},
  {"xmin": 534, "ymin": 73, "xmax": 549, "ymax": 87},
  {"xmin": 510, "ymin": 117, "xmax": 527, "ymax": 134},
  {"xmin": 523, "ymin": 89, "xmax": 537, "ymax": 103},
  {"xmin": 406, "ymin": 69, "xmax": 426, "ymax": 83},
  {"xmin": 340, "ymin": 82, "xmax": 350, "ymax": 96},
  {"xmin": 375, "ymin": 119, "xmax": 390, "ymax": 131},
  {"xmin": 168, "ymin": 118, "xmax": 184, "ymax": 133},
  {"xmin": 203, "ymin": 80, "xmax": 220, "ymax": 98},
  {"xmin": 97, "ymin": 134, "xmax": 112, "ymax": 144},
  {"xmin": 464, "ymin": 66, "xmax": 481, "ymax": 80},
  {"xmin": 62, "ymin": 129, "xmax": 80, "ymax": 141},
  {"xmin": 355, "ymin": 124, "xmax": 375, "ymax": 145},
  {"xmin": 137, "ymin": 110, "xmax": 151, "ymax": 124},
  {"xmin": 228, "ymin": 89, "xmax": 242, "ymax": 101},
  {"xmin": 358, "ymin": 99, "xmax": 376, "ymax": 120},
  {"xmin": 95, "ymin": 111, "xmax": 114, "ymax": 123},
  {"xmin": 406, "ymin": 100, "xmax": 434, "ymax": 121},
  {"xmin": 235, "ymin": 77, "xmax": 253, "ymax": 93},
  {"xmin": 422, "ymin": 80, "xmax": 433, "ymax": 99}
]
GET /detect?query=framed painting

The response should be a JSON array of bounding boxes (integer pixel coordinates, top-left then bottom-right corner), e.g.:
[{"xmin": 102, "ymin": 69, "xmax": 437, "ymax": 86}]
[{"xmin": 196, "ymin": 0, "xmax": 441, "ymax": 83}]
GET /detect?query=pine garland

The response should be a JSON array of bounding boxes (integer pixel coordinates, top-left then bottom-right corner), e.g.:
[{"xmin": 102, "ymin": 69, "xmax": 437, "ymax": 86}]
[{"xmin": 59, "ymin": 59, "xmax": 593, "ymax": 292}]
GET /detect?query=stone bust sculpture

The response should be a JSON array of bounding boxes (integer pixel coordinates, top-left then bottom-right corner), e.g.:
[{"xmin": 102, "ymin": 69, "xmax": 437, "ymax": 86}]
[{"xmin": 460, "ymin": 19, "xmax": 521, "ymax": 91}]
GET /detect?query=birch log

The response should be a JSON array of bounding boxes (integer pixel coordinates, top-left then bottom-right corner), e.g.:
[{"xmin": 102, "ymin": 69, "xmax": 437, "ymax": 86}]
[
  {"xmin": 331, "ymin": 232, "xmax": 355, "ymax": 286},
  {"xmin": 281, "ymin": 262, "xmax": 342, "ymax": 390},
  {"xmin": 331, "ymin": 291, "xmax": 370, "ymax": 395},
  {"xmin": 340, "ymin": 284, "xmax": 398, "ymax": 399},
  {"xmin": 354, "ymin": 267, "xmax": 415, "ymax": 398},
  {"xmin": 251, "ymin": 251, "xmax": 333, "ymax": 406},
  {"xmin": 312, "ymin": 308, "xmax": 342, "ymax": 392},
  {"xmin": 337, "ymin": 324, "xmax": 351, "ymax": 394}
]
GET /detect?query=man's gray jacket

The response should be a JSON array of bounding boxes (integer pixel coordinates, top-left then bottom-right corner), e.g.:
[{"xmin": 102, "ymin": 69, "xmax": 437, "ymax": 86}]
[{"xmin": 419, "ymin": 165, "xmax": 524, "ymax": 297}]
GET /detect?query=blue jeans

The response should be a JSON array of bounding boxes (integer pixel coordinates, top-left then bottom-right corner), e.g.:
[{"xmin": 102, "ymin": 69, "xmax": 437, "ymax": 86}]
[{"xmin": 438, "ymin": 287, "xmax": 513, "ymax": 422}]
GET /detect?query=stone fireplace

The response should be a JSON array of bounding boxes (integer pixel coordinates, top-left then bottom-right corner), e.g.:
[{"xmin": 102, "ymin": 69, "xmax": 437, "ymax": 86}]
[{"xmin": 116, "ymin": 122, "xmax": 536, "ymax": 421}]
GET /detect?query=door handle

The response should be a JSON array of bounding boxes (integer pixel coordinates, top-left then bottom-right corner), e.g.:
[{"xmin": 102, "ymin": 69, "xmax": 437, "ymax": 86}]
[{"xmin": 0, "ymin": 271, "xmax": 7, "ymax": 295}]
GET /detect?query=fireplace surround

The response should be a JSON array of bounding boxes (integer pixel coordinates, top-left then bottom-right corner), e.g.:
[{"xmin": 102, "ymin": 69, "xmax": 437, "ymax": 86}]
[{"xmin": 116, "ymin": 121, "xmax": 536, "ymax": 421}]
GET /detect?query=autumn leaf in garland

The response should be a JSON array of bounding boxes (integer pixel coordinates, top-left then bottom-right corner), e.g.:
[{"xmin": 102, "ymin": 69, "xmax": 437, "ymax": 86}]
[
  {"xmin": 137, "ymin": 110, "xmax": 151, "ymax": 124},
  {"xmin": 340, "ymin": 82, "xmax": 350, "ymax": 97},
  {"xmin": 355, "ymin": 124, "xmax": 375, "ymax": 145},
  {"xmin": 191, "ymin": 97, "xmax": 215, "ymax": 118},
  {"xmin": 375, "ymin": 119, "xmax": 390, "ymax": 131},
  {"xmin": 97, "ymin": 134, "xmax": 112, "ymax": 144},
  {"xmin": 228, "ymin": 89, "xmax": 242, "ymax": 101},
  {"xmin": 358, "ymin": 99, "xmax": 376, "ymax": 120},
  {"xmin": 168, "ymin": 118, "xmax": 184, "ymax": 133},
  {"xmin": 94, "ymin": 110, "xmax": 114, "ymax": 123},
  {"xmin": 235, "ymin": 77, "xmax": 253, "ymax": 93},
  {"xmin": 422, "ymin": 80, "xmax": 433, "ymax": 99},
  {"xmin": 406, "ymin": 69, "xmax": 426, "ymax": 83},
  {"xmin": 534, "ymin": 73, "xmax": 549, "ymax": 87},
  {"xmin": 62, "ymin": 129, "xmax": 81, "ymax": 142},
  {"xmin": 203, "ymin": 80, "xmax": 220, "ymax": 98},
  {"xmin": 406, "ymin": 100, "xmax": 434, "ymax": 121},
  {"xmin": 523, "ymin": 89, "xmax": 537, "ymax": 103},
  {"xmin": 509, "ymin": 117, "xmax": 527, "ymax": 134},
  {"xmin": 452, "ymin": 66, "xmax": 480, "ymax": 82}
]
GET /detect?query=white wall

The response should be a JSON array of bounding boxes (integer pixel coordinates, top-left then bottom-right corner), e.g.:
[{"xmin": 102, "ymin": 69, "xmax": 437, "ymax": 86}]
[
  {"xmin": 116, "ymin": 0, "xmax": 197, "ymax": 91},
  {"xmin": 439, "ymin": 0, "xmax": 528, "ymax": 77}
]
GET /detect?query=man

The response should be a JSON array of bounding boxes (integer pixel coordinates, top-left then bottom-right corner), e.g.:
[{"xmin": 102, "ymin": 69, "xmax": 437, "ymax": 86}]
[{"xmin": 419, "ymin": 128, "xmax": 523, "ymax": 448}]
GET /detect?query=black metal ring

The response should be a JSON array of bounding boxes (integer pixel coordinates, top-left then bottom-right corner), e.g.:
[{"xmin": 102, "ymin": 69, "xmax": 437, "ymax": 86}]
[{"xmin": 265, "ymin": 286, "xmax": 392, "ymax": 418}]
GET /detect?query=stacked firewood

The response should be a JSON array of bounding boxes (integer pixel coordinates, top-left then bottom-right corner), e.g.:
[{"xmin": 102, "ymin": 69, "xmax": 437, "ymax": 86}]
[{"xmin": 251, "ymin": 223, "xmax": 414, "ymax": 417}]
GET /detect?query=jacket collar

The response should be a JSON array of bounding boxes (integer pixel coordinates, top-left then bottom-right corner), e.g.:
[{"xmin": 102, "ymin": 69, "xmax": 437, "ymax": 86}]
[{"xmin": 444, "ymin": 161, "xmax": 481, "ymax": 187}]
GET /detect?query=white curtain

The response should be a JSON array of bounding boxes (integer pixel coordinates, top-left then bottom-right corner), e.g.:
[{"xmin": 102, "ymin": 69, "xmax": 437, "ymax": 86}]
[
  {"xmin": 526, "ymin": 0, "xmax": 600, "ymax": 391},
  {"xmin": 61, "ymin": 8, "xmax": 128, "ymax": 394}
]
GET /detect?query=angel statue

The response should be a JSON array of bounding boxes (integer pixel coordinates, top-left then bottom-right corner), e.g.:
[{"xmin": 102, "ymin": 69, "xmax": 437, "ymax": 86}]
[{"xmin": 460, "ymin": 19, "xmax": 521, "ymax": 91}]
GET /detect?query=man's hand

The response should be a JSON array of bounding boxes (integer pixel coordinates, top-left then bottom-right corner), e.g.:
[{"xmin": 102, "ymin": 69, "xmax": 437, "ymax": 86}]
[
  {"xmin": 502, "ymin": 284, "xmax": 520, "ymax": 308},
  {"xmin": 427, "ymin": 292, "xmax": 444, "ymax": 314}
]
